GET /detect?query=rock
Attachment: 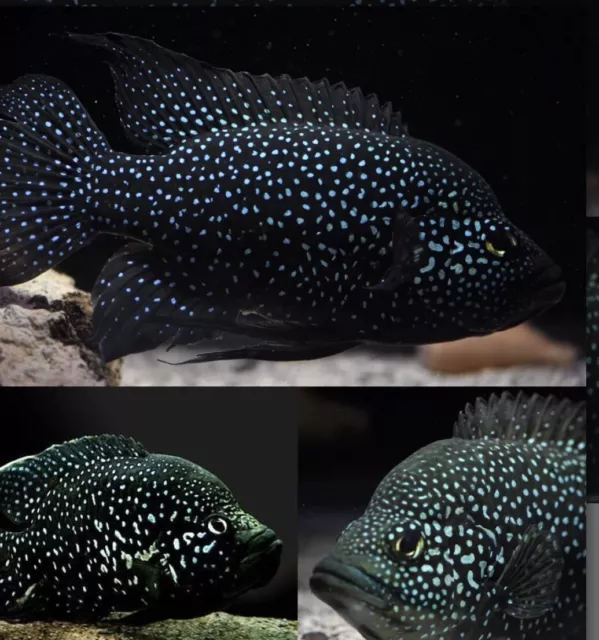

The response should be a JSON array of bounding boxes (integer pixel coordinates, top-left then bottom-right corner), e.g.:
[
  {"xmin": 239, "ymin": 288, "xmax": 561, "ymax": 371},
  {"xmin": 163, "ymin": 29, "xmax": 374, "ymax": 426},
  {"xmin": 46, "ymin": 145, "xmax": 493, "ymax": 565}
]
[
  {"xmin": 0, "ymin": 270, "xmax": 121, "ymax": 386},
  {"xmin": 0, "ymin": 613, "xmax": 297, "ymax": 640},
  {"xmin": 419, "ymin": 323, "xmax": 578, "ymax": 374}
]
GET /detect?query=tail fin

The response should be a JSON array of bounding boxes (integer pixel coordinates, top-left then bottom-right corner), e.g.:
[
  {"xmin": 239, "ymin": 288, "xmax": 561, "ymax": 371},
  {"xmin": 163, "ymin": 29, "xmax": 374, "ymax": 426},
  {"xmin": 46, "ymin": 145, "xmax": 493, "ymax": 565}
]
[{"xmin": 0, "ymin": 74, "xmax": 111, "ymax": 286}]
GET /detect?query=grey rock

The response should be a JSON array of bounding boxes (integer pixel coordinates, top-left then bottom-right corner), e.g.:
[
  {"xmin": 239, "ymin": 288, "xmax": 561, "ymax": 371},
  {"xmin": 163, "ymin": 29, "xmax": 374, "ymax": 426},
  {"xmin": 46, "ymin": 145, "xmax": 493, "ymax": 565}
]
[{"xmin": 0, "ymin": 271, "xmax": 121, "ymax": 386}]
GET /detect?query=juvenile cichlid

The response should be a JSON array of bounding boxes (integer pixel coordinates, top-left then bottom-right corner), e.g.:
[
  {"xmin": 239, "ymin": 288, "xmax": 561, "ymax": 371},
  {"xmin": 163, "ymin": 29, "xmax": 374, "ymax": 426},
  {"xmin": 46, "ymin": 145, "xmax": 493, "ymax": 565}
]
[
  {"xmin": 0, "ymin": 33, "xmax": 564, "ymax": 364},
  {"xmin": 0, "ymin": 435, "xmax": 281, "ymax": 621},
  {"xmin": 311, "ymin": 393, "xmax": 585, "ymax": 640}
]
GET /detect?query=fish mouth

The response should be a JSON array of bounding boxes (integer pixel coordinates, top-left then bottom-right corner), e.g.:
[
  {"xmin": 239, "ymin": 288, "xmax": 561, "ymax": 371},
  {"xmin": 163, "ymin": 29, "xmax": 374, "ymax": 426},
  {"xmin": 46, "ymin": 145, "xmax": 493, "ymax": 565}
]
[
  {"xmin": 234, "ymin": 527, "xmax": 282, "ymax": 593},
  {"xmin": 310, "ymin": 557, "xmax": 421, "ymax": 640},
  {"xmin": 486, "ymin": 264, "xmax": 566, "ymax": 333},
  {"xmin": 529, "ymin": 264, "xmax": 566, "ymax": 310}
]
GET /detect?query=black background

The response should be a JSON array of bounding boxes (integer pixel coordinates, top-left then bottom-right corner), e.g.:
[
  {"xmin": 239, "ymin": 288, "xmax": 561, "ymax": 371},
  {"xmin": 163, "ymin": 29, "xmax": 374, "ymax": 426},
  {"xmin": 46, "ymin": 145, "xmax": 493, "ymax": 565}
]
[
  {"xmin": 0, "ymin": 6, "xmax": 586, "ymax": 346},
  {"xmin": 0, "ymin": 388, "xmax": 298, "ymax": 620},
  {"xmin": 299, "ymin": 387, "xmax": 587, "ymax": 518},
  {"xmin": 589, "ymin": 2, "xmax": 598, "ymax": 168}
]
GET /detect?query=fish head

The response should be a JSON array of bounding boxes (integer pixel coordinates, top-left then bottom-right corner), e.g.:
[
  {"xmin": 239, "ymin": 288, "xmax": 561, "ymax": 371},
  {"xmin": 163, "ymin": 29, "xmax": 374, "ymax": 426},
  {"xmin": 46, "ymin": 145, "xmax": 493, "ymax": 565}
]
[
  {"xmin": 310, "ymin": 443, "xmax": 501, "ymax": 640},
  {"xmin": 142, "ymin": 457, "xmax": 282, "ymax": 613},
  {"xmin": 412, "ymin": 213, "xmax": 565, "ymax": 339},
  {"xmin": 387, "ymin": 142, "xmax": 565, "ymax": 341},
  {"xmin": 156, "ymin": 509, "xmax": 281, "ymax": 606}
]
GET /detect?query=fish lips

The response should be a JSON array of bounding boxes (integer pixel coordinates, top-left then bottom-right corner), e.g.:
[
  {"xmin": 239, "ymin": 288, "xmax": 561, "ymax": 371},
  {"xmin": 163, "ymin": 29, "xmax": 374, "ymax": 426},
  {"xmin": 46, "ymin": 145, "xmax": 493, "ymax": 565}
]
[
  {"xmin": 477, "ymin": 263, "xmax": 566, "ymax": 334},
  {"xmin": 310, "ymin": 556, "xmax": 421, "ymax": 640},
  {"xmin": 529, "ymin": 264, "xmax": 566, "ymax": 310},
  {"xmin": 233, "ymin": 527, "xmax": 282, "ymax": 595}
]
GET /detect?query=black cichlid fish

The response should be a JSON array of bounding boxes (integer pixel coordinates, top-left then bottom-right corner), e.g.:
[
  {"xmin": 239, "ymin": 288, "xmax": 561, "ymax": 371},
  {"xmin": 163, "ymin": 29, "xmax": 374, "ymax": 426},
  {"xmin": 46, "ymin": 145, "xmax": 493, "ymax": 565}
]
[
  {"xmin": 311, "ymin": 393, "xmax": 586, "ymax": 640},
  {"xmin": 587, "ymin": 230, "xmax": 599, "ymax": 501},
  {"xmin": 0, "ymin": 435, "xmax": 282, "ymax": 621},
  {"xmin": 0, "ymin": 33, "xmax": 564, "ymax": 365}
]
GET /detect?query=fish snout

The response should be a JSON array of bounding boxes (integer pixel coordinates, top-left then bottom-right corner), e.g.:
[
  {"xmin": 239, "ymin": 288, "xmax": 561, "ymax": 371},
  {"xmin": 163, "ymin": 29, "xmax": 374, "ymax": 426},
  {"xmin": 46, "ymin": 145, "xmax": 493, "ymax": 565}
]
[
  {"xmin": 238, "ymin": 526, "xmax": 282, "ymax": 587},
  {"xmin": 310, "ymin": 555, "xmax": 387, "ymax": 608},
  {"xmin": 530, "ymin": 258, "xmax": 566, "ymax": 308}
]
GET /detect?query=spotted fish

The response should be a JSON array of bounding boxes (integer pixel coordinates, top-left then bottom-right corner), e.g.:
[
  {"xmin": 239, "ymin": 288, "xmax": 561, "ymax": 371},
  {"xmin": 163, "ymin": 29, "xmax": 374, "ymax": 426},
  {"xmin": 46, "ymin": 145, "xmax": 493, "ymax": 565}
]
[
  {"xmin": 310, "ymin": 393, "xmax": 586, "ymax": 640},
  {"xmin": 0, "ymin": 33, "xmax": 564, "ymax": 365},
  {"xmin": 0, "ymin": 435, "xmax": 282, "ymax": 621}
]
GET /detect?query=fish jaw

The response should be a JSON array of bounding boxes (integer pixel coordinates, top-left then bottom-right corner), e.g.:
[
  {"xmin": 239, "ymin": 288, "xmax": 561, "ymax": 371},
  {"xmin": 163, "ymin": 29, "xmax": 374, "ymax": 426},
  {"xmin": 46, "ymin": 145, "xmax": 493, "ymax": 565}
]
[
  {"xmin": 227, "ymin": 526, "xmax": 282, "ymax": 599},
  {"xmin": 310, "ymin": 556, "xmax": 439, "ymax": 640}
]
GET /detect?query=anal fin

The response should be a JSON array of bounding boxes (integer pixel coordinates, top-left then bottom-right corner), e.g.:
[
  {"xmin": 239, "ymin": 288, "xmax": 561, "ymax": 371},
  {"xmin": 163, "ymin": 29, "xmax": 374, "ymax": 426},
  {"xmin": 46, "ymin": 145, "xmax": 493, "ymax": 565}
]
[
  {"xmin": 92, "ymin": 243, "xmax": 342, "ymax": 363},
  {"xmin": 91, "ymin": 243, "xmax": 227, "ymax": 362},
  {"xmin": 158, "ymin": 341, "xmax": 359, "ymax": 366}
]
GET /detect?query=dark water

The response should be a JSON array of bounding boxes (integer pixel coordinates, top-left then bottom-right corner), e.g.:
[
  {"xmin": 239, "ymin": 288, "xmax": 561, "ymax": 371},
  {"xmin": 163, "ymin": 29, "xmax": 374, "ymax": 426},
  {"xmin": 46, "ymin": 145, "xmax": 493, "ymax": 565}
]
[
  {"xmin": 299, "ymin": 388, "xmax": 587, "ymax": 514},
  {"xmin": 0, "ymin": 6, "xmax": 585, "ymax": 348},
  {"xmin": 0, "ymin": 388, "xmax": 299, "ymax": 620}
]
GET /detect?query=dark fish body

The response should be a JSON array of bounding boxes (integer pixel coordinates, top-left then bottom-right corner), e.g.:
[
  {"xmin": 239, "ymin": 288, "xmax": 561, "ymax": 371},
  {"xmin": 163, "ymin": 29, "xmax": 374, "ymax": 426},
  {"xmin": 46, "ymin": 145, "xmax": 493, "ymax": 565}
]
[
  {"xmin": 311, "ymin": 393, "xmax": 586, "ymax": 640},
  {"xmin": 0, "ymin": 33, "xmax": 564, "ymax": 364},
  {"xmin": 0, "ymin": 435, "xmax": 281, "ymax": 620}
]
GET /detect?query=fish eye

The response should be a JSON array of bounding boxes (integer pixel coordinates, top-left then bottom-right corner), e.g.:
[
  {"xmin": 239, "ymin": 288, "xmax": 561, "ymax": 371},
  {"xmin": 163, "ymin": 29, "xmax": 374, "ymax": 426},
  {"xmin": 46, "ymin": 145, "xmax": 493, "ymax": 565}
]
[
  {"xmin": 485, "ymin": 228, "xmax": 518, "ymax": 258},
  {"xmin": 207, "ymin": 516, "xmax": 229, "ymax": 536},
  {"xmin": 391, "ymin": 530, "xmax": 425, "ymax": 560}
]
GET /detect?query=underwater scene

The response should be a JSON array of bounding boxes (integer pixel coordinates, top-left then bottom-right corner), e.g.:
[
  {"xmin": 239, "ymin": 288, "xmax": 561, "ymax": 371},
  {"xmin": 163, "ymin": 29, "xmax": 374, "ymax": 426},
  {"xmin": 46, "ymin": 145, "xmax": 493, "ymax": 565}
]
[
  {"xmin": 0, "ymin": 0, "xmax": 593, "ymax": 639},
  {"xmin": 299, "ymin": 388, "xmax": 587, "ymax": 640},
  {"xmin": 0, "ymin": 388, "xmax": 298, "ymax": 640},
  {"xmin": 0, "ymin": 6, "xmax": 586, "ymax": 386}
]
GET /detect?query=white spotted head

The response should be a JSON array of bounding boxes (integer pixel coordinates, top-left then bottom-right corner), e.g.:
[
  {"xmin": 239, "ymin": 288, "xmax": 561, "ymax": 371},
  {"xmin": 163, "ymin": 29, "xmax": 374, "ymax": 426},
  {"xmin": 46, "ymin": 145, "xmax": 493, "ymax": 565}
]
[
  {"xmin": 138, "ymin": 455, "xmax": 282, "ymax": 612},
  {"xmin": 310, "ymin": 440, "xmax": 501, "ymax": 640},
  {"xmin": 387, "ymin": 139, "xmax": 565, "ymax": 341}
]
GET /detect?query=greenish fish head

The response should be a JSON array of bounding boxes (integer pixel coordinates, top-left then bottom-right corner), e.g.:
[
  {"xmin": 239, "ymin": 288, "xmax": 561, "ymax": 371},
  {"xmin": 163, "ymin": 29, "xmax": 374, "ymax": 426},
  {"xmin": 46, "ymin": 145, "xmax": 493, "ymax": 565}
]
[
  {"xmin": 140, "ymin": 457, "xmax": 282, "ymax": 612},
  {"xmin": 149, "ymin": 504, "xmax": 282, "ymax": 612},
  {"xmin": 310, "ymin": 446, "xmax": 500, "ymax": 640}
]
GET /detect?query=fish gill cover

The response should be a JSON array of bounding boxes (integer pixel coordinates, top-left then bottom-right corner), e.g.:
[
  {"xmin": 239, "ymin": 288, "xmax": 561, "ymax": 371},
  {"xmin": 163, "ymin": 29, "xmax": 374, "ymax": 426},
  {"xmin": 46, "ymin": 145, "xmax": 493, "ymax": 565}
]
[
  {"xmin": 0, "ymin": 32, "xmax": 565, "ymax": 365},
  {"xmin": 310, "ymin": 392, "xmax": 586, "ymax": 640},
  {"xmin": 0, "ymin": 434, "xmax": 282, "ymax": 621}
]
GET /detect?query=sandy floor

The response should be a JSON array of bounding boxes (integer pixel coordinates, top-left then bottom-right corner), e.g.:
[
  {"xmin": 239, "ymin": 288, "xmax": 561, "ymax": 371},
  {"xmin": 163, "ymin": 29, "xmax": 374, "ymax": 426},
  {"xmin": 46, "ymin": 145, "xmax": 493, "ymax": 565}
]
[
  {"xmin": 122, "ymin": 345, "xmax": 585, "ymax": 387},
  {"xmin": 299, "ymin": 526, "xmax": 361, "ymax": 640}
]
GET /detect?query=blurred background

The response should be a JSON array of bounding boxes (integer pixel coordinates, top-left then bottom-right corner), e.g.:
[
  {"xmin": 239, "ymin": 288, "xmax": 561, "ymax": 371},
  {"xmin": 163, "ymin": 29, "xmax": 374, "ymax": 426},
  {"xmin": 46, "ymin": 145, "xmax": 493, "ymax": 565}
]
[
  {"xmin": 0, "ymin": 388, "xmax": 299, "ymax": 621},
  {"xmin": 297, "ymin": 387, "xmax": 587, "ymax": 638},
  {"xmin": 0, "ymin": 7, "xmax": 585, "ymax": 386}
]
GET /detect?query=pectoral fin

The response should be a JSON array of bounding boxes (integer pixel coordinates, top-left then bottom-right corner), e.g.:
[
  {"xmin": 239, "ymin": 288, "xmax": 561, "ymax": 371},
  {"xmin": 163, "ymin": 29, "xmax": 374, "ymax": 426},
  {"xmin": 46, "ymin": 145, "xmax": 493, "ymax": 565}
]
[
  {"xmin": 366, "ymin": 212, "xmax": 425, "ymax": 292},
  {"xmin": 497, "ymin": 525, "xmax": 563, "ymax": 619}
]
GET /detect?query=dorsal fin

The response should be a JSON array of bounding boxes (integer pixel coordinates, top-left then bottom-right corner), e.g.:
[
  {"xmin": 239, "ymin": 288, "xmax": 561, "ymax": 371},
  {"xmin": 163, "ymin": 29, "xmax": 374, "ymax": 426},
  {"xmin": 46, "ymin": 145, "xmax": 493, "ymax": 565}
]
[
  {"xmin": 0, "ymin": 435, "xmax": 148, "ymax": 527},
  {"xmin": 453, "ymin": 392, "xmax": 585, "ymax": 453},
  {"xmin": 67, "ymin": 32, "xmax": 407, "ymax": 153}
]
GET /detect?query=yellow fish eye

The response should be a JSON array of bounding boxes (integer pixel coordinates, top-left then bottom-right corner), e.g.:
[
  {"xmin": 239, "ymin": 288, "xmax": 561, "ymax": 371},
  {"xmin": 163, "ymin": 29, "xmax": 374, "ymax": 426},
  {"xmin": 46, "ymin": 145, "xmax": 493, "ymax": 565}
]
[
  {"xmin": 485, "ymin": 240, "xmax": 506, "ymax": 258},
  {"xmin": 393, "ymin": 533, "xmax": 425, "ymax": 560},
  {"xmin": 485, "ymin": 230, "xmax": 518, "ymax": 258}
]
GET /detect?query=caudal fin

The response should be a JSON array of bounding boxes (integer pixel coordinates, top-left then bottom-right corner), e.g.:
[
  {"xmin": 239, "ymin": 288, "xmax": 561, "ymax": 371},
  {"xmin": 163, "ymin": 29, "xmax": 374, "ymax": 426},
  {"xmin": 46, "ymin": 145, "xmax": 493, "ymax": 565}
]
[{"xmin": 0, "ymin": 74, "xmax": 111, "ymax": 286}]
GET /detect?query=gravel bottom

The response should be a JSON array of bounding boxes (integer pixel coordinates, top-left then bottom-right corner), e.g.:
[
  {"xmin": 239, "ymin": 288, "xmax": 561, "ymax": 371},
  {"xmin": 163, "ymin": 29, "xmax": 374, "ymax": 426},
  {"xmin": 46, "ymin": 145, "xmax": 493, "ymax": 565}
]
[
  {"xmin": 122, "ymin": 345, "xmax": 585, "ymax": 387},
  {"xmin": 299, "ymin": 531, "xmax": 361, "ymax": 640}
]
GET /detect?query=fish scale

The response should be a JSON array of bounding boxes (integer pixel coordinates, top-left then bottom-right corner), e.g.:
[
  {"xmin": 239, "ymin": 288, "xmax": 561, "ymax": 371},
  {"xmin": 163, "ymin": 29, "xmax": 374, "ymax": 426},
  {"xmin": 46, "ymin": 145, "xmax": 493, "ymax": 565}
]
[
  {"xmin": 311, "ymin": 393, "xmax": 586, "ymax": 640},
  {"xmin": 0, "ymin": 32, "xmax": 564, "ymax": 364},
  {"xmin": 0, "ymin": 435, "xmax": 282, "ymax": 620}
]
